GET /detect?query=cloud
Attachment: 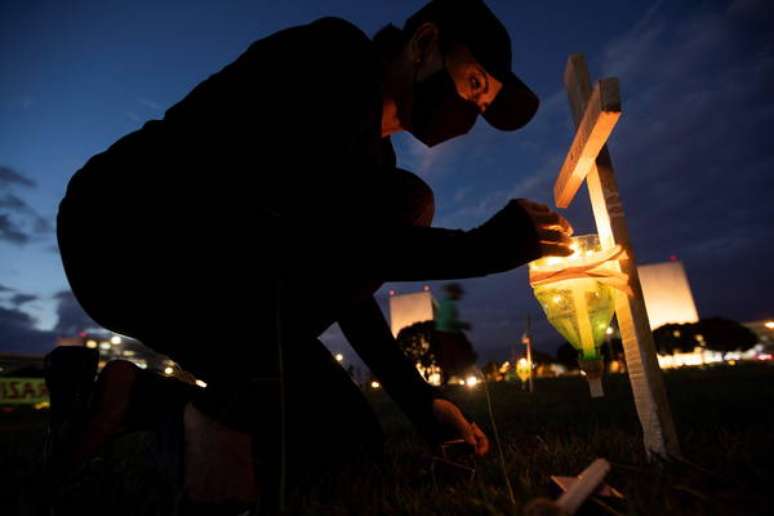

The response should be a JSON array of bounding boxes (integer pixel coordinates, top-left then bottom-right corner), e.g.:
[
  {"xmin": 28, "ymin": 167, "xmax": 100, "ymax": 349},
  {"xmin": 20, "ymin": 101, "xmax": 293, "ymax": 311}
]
[
  {"xmin": 392, "ymin": 132, "xmax": 449, "ymax": 178},
  {"xmin": 137, "ymin": 97, "xmax": 163, "ymax": 111},
  {"xmin": 52, "ymin": 290, "xmax": 100, "ymax": 336},
  {"xmin": 0, "ymin": 214, "xmax": 30, "ymax": 244},
  {"xmin": 10, "ymin": 293, "xmax": 38, "ymax": 307},
  {"xmin": 0, "ymin": 165, "xmax": 53, "ymax": 245},
  {"xmin": 435, "ymin": 151, "xmax": 561, "ymax": 228},
  {"xmin": 0, "ymin": 305, "xmax": 55, "ymax": 354},
  {"xmin": 0, "ymin": 288, "xmax": 100, "ymax": 353},
  {"xmin": 0, "ymin": 286, "xmax": 107, "ymax": 353},
  {"xmin": 0, "ymin": 165, "xmax": 36, "ymax": 188}
]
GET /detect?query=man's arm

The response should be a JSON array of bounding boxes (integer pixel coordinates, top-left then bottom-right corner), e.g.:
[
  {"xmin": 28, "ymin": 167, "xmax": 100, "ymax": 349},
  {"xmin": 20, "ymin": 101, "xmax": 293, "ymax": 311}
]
[
  {"xmin": 337, "ymin": 294, "xmax": 441, "ymax": 436},
  {"xmin": 338, "ymin": 295, "xmax": 489, "ymax": 453},
  {"xmin": 309, "ymin": 198, "xmax": 545, "ymax": 283}
]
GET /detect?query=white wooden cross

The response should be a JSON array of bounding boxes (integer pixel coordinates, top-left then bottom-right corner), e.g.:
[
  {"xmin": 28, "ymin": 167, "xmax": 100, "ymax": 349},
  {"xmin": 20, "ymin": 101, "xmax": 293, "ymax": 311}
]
[{"xmin": 554, "ymin": 54, "xmax": 681, "ymax": 459}]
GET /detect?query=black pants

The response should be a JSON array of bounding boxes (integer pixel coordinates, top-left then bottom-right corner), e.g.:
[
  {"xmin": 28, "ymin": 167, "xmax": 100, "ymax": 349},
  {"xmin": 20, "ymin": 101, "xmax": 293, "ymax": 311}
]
[{"xmin": 57, "ymin": 168, "xmax": 435, "ymax": 474}]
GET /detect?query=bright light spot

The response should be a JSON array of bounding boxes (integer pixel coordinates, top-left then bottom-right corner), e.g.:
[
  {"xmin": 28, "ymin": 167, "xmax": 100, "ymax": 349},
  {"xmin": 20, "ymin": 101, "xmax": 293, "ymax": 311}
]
[
  {"xmin": 465, "ymin": 376, "xmax": 479, "ymax": 388},
  {"xmin": 552, "ymin": 295, "xmax": 562, "ymax": 304},
  {"xmin": 122, "ymin": 350, "xmax": 135, "ymax": 357},
  {"xmin": 335, "ymin": 353, "xmax": 344, "ymax": 362},
  {"xmin": 428, "ymin": 373, "xmax": 441, "ymax": 386},
  {"xmin": 388, "ymin": 289, "xmax": 396, "ymax": 296},
  {"xmin": 658, "ymin": 348, "xmax": 724, "ymax": 369},
  {"xmin": 164, "ymin": 366, "xmax": 174, "ymax": 376},
  {"xmin": 765, "ymin": 321, "xmax": 774, "ymax": 330},
  {"xmin": 370, "ymin": 381, "xmax": 381, "ymax": 389},
  {"xmin": 110, "ymin": 335, "xmax": 122, "ymax": 345},
  {"xmin": 195, "ymin": 379, "xmax": 208, "ymax": 388},
  {"xmin": 672, "ymin": 330, "xmax": 681, "ymax": 338},
  {"xmin": 86, "ymin": 340, "xmax": 98, "ymax": 349},
  {"xmin": 728, "ymin": 360, "xmax": 736, "ymax": 366},
  {"xmin": 517, "ymin": 358, "xmax": 529, "ymax": 368},
  {"xmin": 134, "ymin": 360, "xmax": 147, "ymax": 370},
  {"xmin": 99, "ymin": 342, "xmax": 111, "ymax": 350},
  {"xmin": 606, "ymin": 327, "xmax": 614, "ymax": 336},
  {"xmin": 546, "ymin": 257, "xmax": 563, "ymax": 266},
  {"xmin": 423, "ymin": 285, "xmax": 430, "ymax": 292}
]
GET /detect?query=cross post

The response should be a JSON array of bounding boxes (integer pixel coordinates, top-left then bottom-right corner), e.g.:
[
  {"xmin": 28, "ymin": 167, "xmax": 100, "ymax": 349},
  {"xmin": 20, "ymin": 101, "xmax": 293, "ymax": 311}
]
[{"xmin": 554, "ymin": 54, "xmax": 681, "ymax": 459}]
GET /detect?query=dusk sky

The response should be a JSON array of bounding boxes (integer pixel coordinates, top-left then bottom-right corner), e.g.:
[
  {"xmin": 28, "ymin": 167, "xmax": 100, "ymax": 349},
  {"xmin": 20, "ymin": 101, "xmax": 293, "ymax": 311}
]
[{"xmin": 1, "ymin": 0, "xmax": 772, "ymax": 364}]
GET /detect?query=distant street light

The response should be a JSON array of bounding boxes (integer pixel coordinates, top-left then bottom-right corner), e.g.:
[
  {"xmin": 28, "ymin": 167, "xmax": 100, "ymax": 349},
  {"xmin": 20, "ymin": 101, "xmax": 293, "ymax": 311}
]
[
  {"xmin": 370, "ymin": 381, "xmax": 381, "ymax": 389},
  {"xmin": 516, "ymin": 358, "xmax": 531, "ymax": 386},
  {"xmin": 110, "ymin": 335, "xmax": 122, "ymax": 345},
  {"xmin": 335, "ymin": 353, "xmax": 344, "ymax": 363}
]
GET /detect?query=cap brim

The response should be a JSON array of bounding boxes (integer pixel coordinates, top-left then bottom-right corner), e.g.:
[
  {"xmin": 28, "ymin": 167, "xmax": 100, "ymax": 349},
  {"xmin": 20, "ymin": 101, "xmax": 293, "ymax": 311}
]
[{"xmin": 482, "ymin": 72, "xmax": 539, "ymax": 131}]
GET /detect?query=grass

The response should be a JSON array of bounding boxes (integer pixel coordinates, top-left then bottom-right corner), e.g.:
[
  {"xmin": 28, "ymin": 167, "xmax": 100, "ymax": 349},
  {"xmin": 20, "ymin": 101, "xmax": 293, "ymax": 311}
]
[{"xmin": 2, "ymin": 363, "xmax": 773, "ymax": 515}]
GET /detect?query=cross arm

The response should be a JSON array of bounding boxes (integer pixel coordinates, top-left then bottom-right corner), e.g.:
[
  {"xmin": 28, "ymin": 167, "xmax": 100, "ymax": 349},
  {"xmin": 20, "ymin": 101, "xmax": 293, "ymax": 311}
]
[{"xmin": 554, "ymin": 78, "xmax": 621, "ymax": 208}]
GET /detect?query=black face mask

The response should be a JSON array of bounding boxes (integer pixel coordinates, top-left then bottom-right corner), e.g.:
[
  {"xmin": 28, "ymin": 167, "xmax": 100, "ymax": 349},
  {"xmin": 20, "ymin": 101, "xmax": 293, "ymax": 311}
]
[{"xmin": 409, "ymin": 59, "xmax": 480, "ymax": 147}]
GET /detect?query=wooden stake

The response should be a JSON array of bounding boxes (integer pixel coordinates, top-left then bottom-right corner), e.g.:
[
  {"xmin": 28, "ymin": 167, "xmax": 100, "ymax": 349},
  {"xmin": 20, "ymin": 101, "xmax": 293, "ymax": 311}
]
[{"xmin": 559, "ymin": 54, "xmax": 681, "ymax": 459}]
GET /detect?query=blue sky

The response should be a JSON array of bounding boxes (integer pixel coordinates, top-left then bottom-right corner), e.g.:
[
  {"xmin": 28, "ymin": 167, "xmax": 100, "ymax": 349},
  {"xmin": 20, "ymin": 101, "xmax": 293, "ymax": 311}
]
[{"xmin": 1, "ymin": 0, "xmax": 772, "ymax": 362}]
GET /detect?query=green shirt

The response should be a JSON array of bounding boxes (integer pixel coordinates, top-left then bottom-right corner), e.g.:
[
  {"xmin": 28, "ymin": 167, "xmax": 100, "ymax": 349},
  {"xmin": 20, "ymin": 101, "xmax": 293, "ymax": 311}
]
[{"xmin": 436, "ymin": 298, "xmax": 465, "ymax": 333}]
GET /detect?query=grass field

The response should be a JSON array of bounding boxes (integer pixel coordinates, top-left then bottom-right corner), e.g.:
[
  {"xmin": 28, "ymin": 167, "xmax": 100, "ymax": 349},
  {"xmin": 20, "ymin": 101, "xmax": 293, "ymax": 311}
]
[{"xmin": 2, "ymin": 363, "xmax": 773, "ymax": 515}]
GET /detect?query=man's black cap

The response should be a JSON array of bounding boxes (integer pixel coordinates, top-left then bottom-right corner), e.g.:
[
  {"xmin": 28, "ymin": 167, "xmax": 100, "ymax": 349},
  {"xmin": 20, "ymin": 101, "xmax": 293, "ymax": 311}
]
[{"xmin": 405, "ymin": 0, "xmax": 539, "ymax": 131}]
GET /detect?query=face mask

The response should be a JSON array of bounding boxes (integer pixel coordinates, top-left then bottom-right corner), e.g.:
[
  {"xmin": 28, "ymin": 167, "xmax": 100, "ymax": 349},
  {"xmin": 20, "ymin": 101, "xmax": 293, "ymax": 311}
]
[{"xmin": 409, "ymin": 58, "xmax": 480, "ymax": 147}]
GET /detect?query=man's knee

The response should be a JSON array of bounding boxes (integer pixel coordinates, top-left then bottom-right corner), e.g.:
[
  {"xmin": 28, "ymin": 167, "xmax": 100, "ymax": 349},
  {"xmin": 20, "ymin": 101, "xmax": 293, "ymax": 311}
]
[{"xmin": 392, "ymin": 169, "xmax": 435, "ymax": 227}]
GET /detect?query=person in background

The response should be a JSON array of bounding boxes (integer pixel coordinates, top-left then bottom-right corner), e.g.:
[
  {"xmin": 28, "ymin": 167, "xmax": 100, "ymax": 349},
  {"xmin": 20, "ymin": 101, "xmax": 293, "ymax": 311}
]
[{"xmin": 434, "ymin": 283, "xmax": 477, "ymax": 385}]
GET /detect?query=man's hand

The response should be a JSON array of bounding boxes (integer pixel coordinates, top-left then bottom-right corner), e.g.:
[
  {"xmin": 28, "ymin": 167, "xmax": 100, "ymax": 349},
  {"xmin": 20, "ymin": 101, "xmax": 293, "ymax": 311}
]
[
  {"xmin": 470, "ymin": 198, "xmax": 574, "ymax": 274},
  {"xmin": 516, "ymin": 199, "xmax": 574, "ymax": 257},
  {"xmin": 432, "ymin": 398, "xmax": 490, "ymax": 456}
]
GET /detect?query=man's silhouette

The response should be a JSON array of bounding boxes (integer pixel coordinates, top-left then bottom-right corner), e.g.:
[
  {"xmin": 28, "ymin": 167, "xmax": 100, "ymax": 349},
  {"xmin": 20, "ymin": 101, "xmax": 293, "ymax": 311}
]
[{"xmin": 54, "ymin": 0, "xmax": 573, "ymax": 502}]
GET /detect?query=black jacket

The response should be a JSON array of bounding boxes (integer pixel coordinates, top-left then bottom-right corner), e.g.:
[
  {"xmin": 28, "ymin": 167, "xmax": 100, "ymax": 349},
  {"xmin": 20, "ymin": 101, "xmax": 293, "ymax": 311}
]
[
  {"xmin": 59, "ymin": 17, "xmax": 541, "ymax": 437},
  {"xmin": 61, "ymin": 17, "xmax": 540, "ymax": 282}
]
